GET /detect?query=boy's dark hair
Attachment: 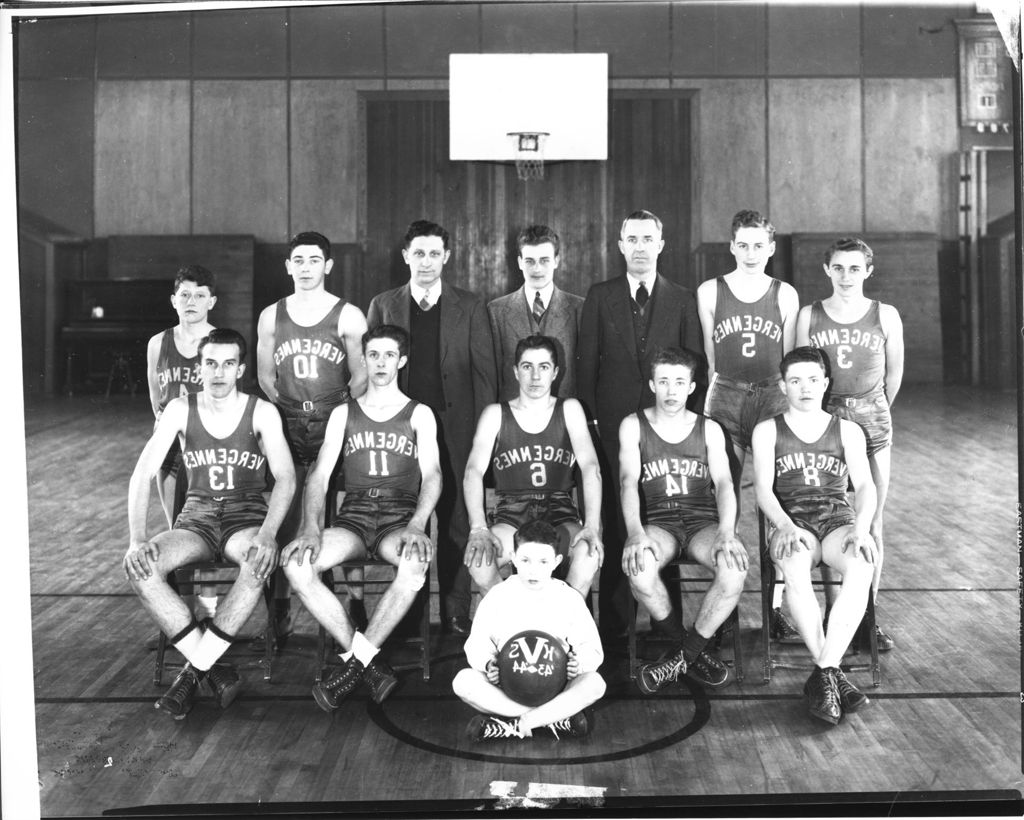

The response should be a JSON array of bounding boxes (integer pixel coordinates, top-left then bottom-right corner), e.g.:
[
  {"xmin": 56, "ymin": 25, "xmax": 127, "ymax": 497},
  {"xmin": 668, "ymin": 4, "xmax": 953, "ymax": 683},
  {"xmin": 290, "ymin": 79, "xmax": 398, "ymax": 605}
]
[
  {"xmin": 404, "ymin": 219, "xmax": 450, "ymax": 251},
  {"xmin": 362, "ymin": 323, "xmax": 410, "ymax": 358},
  {"xmin": 779, "ymin": 345, "xmax": 827, "ymax": 379},
  {"xmin": 620, "ymin": 209, "xmax": 662, "ymax": 235},
  {"xmin": 514, "ymin": 335, "xmax": 559, "ymax": 368},
  {"xmin": 289, "ymin": 231, "xmax": 332, "ymax": 259},
  {"xmin": 173, "ymin": 264, "xmax": 217, "ymax": 296},
  {"xmin": 517, "ymin": 224, "xmax": 560, "ymax": 256},
  {"xmin": 824, "ymin": 236, "xmax": 874, "ymax": 267},
  {"xmin": 198, "ymin": 328, "xmax": 247, "ymax": 364},
  {"xmin": 731, "ymin": 209, "xmax": 776, "ymax": 241},
  {"xmin": 649, "ymin": 346, "xmax": 700, "ymax": 380},
  {"xmin": 514, "ymin": 519, "xmax": 560, "ymax": 551}
]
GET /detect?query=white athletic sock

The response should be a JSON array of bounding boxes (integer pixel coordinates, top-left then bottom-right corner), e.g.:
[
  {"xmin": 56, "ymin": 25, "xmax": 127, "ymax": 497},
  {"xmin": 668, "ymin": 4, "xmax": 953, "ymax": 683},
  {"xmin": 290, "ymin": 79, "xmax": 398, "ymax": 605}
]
[
  {"xmin": 190, "ymin": 629, "xmax": 232, "ymax": 672},
  {"xmin": 772, "ymin": 583, "xmax": 786, "ymax": 609},
  {"xmin": 172, "ymin": 626, "xmax": 204, "ymax": 666},
  {"xmin": 351, "ymin": 631, "xmax": 379, "ymax": 667},
  {"xmin": 339, "ymin": 650, "xmax": 354, "ymax": 663},
  {"xmin": 196, "ymin": 595, "xmax": 218, "ymax": 620}
]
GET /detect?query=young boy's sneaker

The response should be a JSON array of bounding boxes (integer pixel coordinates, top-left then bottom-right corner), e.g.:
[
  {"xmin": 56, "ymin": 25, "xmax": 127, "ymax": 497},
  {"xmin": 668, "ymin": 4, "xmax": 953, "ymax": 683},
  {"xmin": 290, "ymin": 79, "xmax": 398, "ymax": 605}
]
[
  {"xmin": 544, "ymin": 710, "xmax": 591, "ymax": 739},
  {"xmin": 466, "ymin": 714, "xmax": 523, "ymax": 741}
]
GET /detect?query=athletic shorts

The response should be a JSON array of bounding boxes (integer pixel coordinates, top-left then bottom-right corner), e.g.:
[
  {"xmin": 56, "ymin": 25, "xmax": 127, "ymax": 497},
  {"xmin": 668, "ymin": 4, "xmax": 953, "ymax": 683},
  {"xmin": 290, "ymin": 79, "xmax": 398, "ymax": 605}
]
[
  {"xmin": 490, "ymin": 491, "xmax": 580, "ymax": 530},
  {"xmin": 173, "ymin": 493, "xmax": 268, "ymax": 560},
  {"xmin": 160, "ymin": 439, "xmax": 183, "ymax": 476},
  {"xmin": 827, "ymin": 392, "xmax": 892, "ymax": 456},
  {"xmin": 333, "ymin": 491, "xmax": 417, "ymax": 556},
  {"xmin": 704, "ymin": 373, "xmax": 788, "ymax": 451},
  {"xmin": 281, "ymin": 409, "xmax": 333, "ymax": 467},
  {"xmin": 644, "ymin": 499, "xmax": 720, "ymax": 555},
  {"xmin": 773, "ymin": 496, "xmax": 855, "ymax": 546}
]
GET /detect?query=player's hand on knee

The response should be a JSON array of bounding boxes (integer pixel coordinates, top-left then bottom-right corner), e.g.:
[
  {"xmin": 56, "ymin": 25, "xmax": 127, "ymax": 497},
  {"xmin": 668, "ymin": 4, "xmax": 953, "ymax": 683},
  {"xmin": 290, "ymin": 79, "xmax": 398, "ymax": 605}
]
[
  {"xmin": 572, "ymin": 526, "xmax": 604, "ymax": 566},
  {"xmin": 399, "ymin": 527, "xmax": 432, "ymax": 564},
  {"xmin": 465, "ymin": 528, "xmax": 499, "ymax": 568},
  {"xmin": 622, "ymin": 533, "xmax": 657, "ymax": 575},
  {"xmin": 770, "ymin": 524, "xmax": 804, "ymax": 560},
  {"xmin": 281, "ymin": 532, "xmax": 320, "ymax": 567},
  {"xmin": 842, "ymin": 529, "xmax": 877, "ymax": 564},
  {"xmin": 123, "ymin": 540, "xmax": 159, "ymax": 581},
  {"xmin": 713, "ymin": 529, "xmax": 748, "ymax": 571},
  {"xmin": 566, "ymin": 650, "xmax": 580, "ymax": 680},
  {"xmin": 246, "ymin": 531, "xmax": 279, "ymax": 582},
  {"xmin": 485, "ymin": 658, "xmax": 500, "ymax": 686}
]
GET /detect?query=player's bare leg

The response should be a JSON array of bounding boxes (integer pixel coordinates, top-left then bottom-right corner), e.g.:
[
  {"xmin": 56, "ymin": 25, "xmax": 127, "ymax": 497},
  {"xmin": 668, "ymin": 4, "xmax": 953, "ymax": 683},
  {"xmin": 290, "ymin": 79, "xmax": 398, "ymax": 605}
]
[
  {"xmin": 867, "ymin": 446, "xmax": 893, "ymax": 649},
  {"xmin": 562, "ymin": 522, "xmax": 600, "ymax": 599},
  {"xmin": 686, "ymin": 525, "xmax": 745, "ymax": 641},
  {"xmin": 128, "ymin": 529, "xmax": 212, "ymax": 638},
  {"xmin": 361, "ymin": 531, "xmax": 430, "ymax": 649}
]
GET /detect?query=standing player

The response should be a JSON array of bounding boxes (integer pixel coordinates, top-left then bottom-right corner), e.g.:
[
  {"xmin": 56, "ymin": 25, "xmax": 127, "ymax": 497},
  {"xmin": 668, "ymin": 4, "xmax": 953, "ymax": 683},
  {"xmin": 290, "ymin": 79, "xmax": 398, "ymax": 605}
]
[
  {"xmin": 463, "ymin": 335, "xmax": 602, "ymax": 599},
  {"xmin": 453, "ymin": 519, "xmax": 605, "ymax": 740},
  {"xmin": 123, "ymin": 328, "xmax": 296, "ymax": 720},
  {"xmin": 487, "ymin": 225, "xmax": 584, "ymax": 401},
  {"xmin": 146, "ymin": 265, "xmax": 218, "ymax": 622},
  {"xmin": 257, "ymin": 231, "xmax": 369, "ymax": 641},
  {"xmin": 796, "ymin": 237, "xmax": 904, "ymax": 651},
  {"xmin": 578, "ymin": 209, "xmax": 703, "ymax": 635},
  {"xmin": 281, "ymin": 325, "xmax": 441, "ymax": 710},
  {"xmin": 619, "ymin": 347, "xmax": 748, "ymax": 691},
  {"xmin": 751, "ymin": 347, "xmax": 877, "ymax": 725},
  {"xmin": 367, "ymin": 219, "xmax": 497, "ymax": 635},
  {"xmin": 696, "ymin": 209, "xmax": 800, "ymax": 643}
]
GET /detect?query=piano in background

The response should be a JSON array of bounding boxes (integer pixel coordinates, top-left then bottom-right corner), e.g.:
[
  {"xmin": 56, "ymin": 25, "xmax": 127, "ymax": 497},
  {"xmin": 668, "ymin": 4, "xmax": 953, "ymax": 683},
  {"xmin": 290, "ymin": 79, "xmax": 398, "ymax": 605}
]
[{"xmin": 61, "ymin": 279, "xmax": 169, "ymax": 396}]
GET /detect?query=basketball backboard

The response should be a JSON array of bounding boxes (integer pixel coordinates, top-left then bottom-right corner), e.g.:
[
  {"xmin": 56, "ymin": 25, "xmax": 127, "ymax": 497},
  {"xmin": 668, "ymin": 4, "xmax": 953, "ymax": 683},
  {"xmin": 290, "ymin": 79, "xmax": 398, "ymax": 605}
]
[{"xmin": 449, "ymin": 53, "xmax": 608, "ymax": 162}]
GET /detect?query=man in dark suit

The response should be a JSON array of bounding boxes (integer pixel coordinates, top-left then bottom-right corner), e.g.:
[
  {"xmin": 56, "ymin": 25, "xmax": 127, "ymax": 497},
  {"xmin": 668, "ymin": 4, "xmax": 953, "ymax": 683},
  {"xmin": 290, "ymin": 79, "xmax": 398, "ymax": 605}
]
[
  {"xmin": 367, "ymin": 220, "xmax": 497, "ymax": 633},
  {"xmin": 488, "ymin": 225, "xmax": 584, "ymax": 400},
  {"xmin": 578, "ymin": 209, "xmax": 704, "ymax": 634}
]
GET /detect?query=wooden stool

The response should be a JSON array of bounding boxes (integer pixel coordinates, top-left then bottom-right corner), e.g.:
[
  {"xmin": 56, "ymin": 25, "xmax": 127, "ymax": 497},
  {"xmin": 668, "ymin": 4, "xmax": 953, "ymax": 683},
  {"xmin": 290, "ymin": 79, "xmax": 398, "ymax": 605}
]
[
  {"xmin": 758, "ymin": 511, "xmax": 881, "ymax": 686},
  {"xmin": 627, "ymin": 558, "xmax": 744, "ymax": 682},
  {"xmin": 153, "ymin": 561, "xmax": 274, "ymax": 685},
  {"xmin": 315, "ymin": 559, "xmax": 432, "ymax": 683}
]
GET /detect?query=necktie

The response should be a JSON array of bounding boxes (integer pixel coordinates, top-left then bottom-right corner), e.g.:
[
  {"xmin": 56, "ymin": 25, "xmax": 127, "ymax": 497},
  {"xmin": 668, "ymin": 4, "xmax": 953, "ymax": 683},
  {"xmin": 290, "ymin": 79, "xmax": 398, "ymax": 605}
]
[
  {"xmin": 419, "ymin": 292, "xmax": 431, "ymax": 311},
  {"xmin": 532, "ymin": 290, "xmax": 545, "ymax": 324},
  {"xmin": 635, "ymin": 281, "xmax": 649, "ymax": 308}
]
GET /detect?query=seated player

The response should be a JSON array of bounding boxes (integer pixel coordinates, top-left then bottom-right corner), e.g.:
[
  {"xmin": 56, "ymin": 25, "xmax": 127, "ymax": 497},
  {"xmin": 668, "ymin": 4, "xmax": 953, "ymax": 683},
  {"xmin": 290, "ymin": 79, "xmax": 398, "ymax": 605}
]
[
  {"xmin": 145, "ymin": 264, "xmax": 218, "ymax": 624},
  {"xmin": 452, "ymin": 519, "xmax": 605, "ymax": 740},
  {"xmin": 751, "ymin": 346, "xmax": 877, "ymax": 725},
  {"xmin": 281, "ymin": 324, "xmax": 441, "ymax": 711},
  {"xmin": 123, "ymin": 328, "xmax": 296, "ymax": 720},
  {"xmin": 463, "ymin": 335, "xmax": 602, "ymax": 598},
  {"xmin": 619, "ymin": 347, "xmax": 748, "ymax": 692}
]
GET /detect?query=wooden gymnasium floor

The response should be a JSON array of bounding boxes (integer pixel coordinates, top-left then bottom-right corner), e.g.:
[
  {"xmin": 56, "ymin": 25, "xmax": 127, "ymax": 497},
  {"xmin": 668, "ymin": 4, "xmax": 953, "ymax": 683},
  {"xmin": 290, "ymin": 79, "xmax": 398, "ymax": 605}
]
[{"xmin": 22, "ymin": 384, "xmax": 1023, "ymax": 817}]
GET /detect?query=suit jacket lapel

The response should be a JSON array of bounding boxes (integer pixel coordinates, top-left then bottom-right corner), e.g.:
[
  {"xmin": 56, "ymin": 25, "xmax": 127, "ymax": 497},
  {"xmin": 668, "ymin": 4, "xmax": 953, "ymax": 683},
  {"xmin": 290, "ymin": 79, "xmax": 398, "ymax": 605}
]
[
  {"xmin": 510, "ymin": 286, "xmax": 534, "ymax": 340},
  {"xmin": 545, "ymin": 286, "xmax": 572, "ymax": 337}
]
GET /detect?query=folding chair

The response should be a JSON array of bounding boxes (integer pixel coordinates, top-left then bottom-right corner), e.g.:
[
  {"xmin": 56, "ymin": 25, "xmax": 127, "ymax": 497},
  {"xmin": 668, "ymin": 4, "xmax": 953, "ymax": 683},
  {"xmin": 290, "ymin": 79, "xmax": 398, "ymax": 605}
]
[{"xmin": 758, "ymin": 510, "xmax": 881, "ymax": 686}]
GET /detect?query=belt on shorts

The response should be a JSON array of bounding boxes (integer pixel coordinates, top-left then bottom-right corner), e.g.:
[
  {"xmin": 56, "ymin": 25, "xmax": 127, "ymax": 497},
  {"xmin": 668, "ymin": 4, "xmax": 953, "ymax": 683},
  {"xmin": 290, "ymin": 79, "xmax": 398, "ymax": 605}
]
[
  {"xmin": 278, "ymin": 389, "xmax": 349, "ymax": 415},
  {"xmin": 346, "ymin": 488, "xmax": 417, "ymax": 500},
  {"xmin": 712, "ymin": 372, "xmax": 778, "ymax": 392},
  {"xmin": 832, "ymin": 392, "xmax": 884, "ymax": 408},
  {"xmin": 499, "ymin": 491, "xmax": 570, "ymax": 500}
]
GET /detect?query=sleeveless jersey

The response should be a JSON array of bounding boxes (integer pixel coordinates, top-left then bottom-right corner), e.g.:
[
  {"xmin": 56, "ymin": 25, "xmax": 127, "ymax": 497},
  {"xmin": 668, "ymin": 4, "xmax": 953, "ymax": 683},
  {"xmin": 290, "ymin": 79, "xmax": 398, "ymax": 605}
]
[
  {"xmin": 711, "ymin": 277, "xmax": 785, "ymax": 382},
  {"xmin": 637, "ymin": 411, "xmax": 717, "ymax": 513},
  {"xmin": 340, "ymin": 400, "xmax": 421, "ymax": 496},
  {"xmin": 807, "ymin": 301, "xmax": 886, "ymax": 398},
  {"xmin": 773, "ymin": 415, "xmax": 848, "ymax": 505},
  {"xmin": 155, "ymin": 328, "xmax": 203, "ymax": 411},
  {"xmin": 491, "ymin": 400, "xmax": 577, "ymax": 493},
  {"xmin": 181, "ymin": 393, "xmax": 267, "ymax": 497},
  {"xmin": 272, "ymin": 299, "xmax": 351, "ymax": 406}
]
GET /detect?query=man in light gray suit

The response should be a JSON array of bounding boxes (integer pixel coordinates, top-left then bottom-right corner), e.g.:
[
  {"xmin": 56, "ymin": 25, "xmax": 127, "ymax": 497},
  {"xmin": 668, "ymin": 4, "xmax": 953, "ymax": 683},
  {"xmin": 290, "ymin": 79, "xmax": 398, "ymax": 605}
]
[
  {"xmin": 488, "ymin": 225, "xmax": 584, "ymax": 401},
  {"xmin": 367, "ymin": 220, "xmax": 497, "ymax": 633}
]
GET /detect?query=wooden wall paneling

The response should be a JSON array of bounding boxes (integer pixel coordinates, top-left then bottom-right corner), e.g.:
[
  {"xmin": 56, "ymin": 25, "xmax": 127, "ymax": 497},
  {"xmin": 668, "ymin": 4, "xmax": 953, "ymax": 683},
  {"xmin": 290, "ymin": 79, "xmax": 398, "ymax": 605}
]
[
  {"xmin": 95, "ymin": 12, "xmax": 192, "ymax": 78},
  {"xmin": 767, "ymin": 4, "xmax": 862, "ymax": 76},
  {"xmin": 15, "ymin": 15, "xmax": 95, "ymax": 79},
  {"xmin": 289, "ymin": 5, "xmax": 385, "ymax": 77},
  {"xmin": 790, "ymin": 233, "xmax": 943, "ymax": 383},
  {"xmin": 480, "ymin": 3, "xmax": 575, "ymax": 52},
  {"xmin": 290, "ymin": 80, "xmax": 360, "ymax": 242},
  {"xmin": 861, "ymin": 4, "xmax": 965, "ymax": 78},
  {"xmin": 979, "ymin": 228, "xmax": 1016, "ymax": 389},
  {"xmin": 191, "ymin": 7, "xmax": 288, "ymax": 78},
  {"xmin": 672, "ymin": 3, "xmax": 767, "ymax": 77},
  {"xmin": 383, "ymin": 5, "xmax": 480, "ymax": 77},
  {"xmin": 94, "ymin": 80, "xmax": 191, "ymax": 237},
  {"xmin": 575, "ymin": 3, "xmax": 672, "ymax": 78},
  {"xmin": 193, "ymin": 81, "xmax": 288, "ymax": 243},
  {"xmin": 864, "ymin": 79, "xmax": 959, "ymax": 237},
  {"xmin": 692, "ymin": 79, "xmax": 769, "ymax": 244},
  {"xmin": 107, "ymin": 234, "xmax": 255, "ymax": 353},
  {"xmin": 768, "ymin": 79, "xmax": 863, "ymax": 234}
]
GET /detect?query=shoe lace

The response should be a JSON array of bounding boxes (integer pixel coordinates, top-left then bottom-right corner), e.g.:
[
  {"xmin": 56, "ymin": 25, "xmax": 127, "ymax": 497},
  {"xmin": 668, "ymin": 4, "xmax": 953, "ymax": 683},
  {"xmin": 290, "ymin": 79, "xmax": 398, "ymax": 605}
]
[
  {"xmin": 822, "ymin": 670, "xmax": 841, "ymax": 710},
  {"xmin": 166, "ymin": 668, "xmax": 198, "ymax": 706},
  {"xmin": 324, "ymin": 662, "xmax": 362, "ymax": 693},
  {"xmin": 546, "ymin": 718, "xmax": 572, "ymax": 739},
  {"xmin": 645, "ymin": 652, "xmax": 687, "ymax": 686},
  {"xmin": 482, "ymin": 717, "xmax": 522, "ymax": 739}
]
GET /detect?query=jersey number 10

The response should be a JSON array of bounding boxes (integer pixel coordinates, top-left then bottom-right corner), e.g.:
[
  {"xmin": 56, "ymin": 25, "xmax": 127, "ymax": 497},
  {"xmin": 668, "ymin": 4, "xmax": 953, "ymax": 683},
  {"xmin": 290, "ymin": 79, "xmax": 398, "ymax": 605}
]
[{"xmin": 292, "ymin": 355, "xmax": 320, "ymax": 379}]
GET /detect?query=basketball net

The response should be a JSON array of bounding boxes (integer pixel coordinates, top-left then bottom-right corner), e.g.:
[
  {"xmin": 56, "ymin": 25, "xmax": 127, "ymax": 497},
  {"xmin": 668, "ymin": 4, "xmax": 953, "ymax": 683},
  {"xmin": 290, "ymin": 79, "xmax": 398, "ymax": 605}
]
[{"xmin": 507, "ymin": 131, "xmax": 549, "ymax": 181}]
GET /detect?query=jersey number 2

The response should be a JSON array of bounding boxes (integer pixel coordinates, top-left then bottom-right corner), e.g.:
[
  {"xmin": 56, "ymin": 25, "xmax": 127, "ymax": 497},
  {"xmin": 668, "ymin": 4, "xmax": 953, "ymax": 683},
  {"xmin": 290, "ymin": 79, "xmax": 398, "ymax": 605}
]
[{"xmin": 741, "ymin": 332, "xmax": 756, "ymax": 358}]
